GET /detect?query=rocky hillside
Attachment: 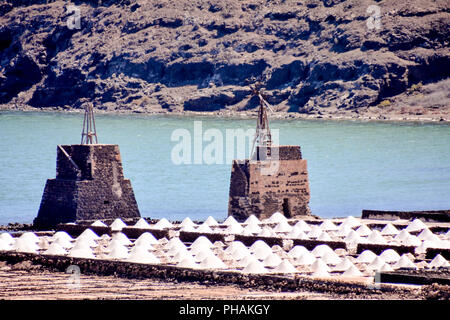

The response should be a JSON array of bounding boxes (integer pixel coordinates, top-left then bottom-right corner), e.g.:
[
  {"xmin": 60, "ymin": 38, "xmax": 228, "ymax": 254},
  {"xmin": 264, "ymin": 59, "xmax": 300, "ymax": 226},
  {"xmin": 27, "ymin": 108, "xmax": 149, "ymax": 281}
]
[{"xmin": 0, "ymin": 0, "xmax": 449, "ymax": 117}]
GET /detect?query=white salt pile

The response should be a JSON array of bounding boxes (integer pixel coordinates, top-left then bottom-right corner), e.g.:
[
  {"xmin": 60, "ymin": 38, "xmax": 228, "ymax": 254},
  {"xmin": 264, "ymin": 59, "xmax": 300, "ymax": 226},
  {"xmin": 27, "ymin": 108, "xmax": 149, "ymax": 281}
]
[
  {"xmin": 133, "ymin": 218, "xmax": 151, "ymax": 229},
  {"xmin": 273, "ymin": 220, "xmax": 293, "ymax": 233},
  {"xmin": 367, "ymin": 230, "xmax": 387, "ymax": 244},
  {"xmin": 134, "ymin": 232, "xmax": 158, "ymax": 246},
  {"xmin": 242, "ymin": 259, "xmax": 268, "ymax": 274},
  {"xmin": 381, "ymin": 223, "xmax": 399, "ymax": 236},
  {"xmin": 262, "ymin": 252, "xmax": 282, "ymax": 267},
  {"xmin": 428, "ymin": 254, "xmax": 450, "ymax": 268},
  {"xmin": 340, "ymin": 216, "xmax": 361, "ymax": 229},
  {"xmin": 91, "ymin": 220, "xmax": 107, "ymax": 227},
  {"xmin": 355, "ymin": 225, "xmax": 372, "ymax": 237},
  {"xmin": 342, "ymin": 265, "xmax": 363, "ymax": 277},
  {"xmin": 13, "ymin": 237, "xmax": 39, "ymax": 253},
  {"xmin": 51, "ymin": 231, "xmax": 73, "ymax": 243},
  {"xmin": 177, "ymin": 256, "xmax": 198, "ymax": 268},
  {"xmin": 392, "ymin": 254, "xmax": 417, "ymax": 269},
  {"xmin": 356, "ymin": 250, "xmax": 377, "ymax": 264},
  {"xmin": 307, "ymin": 225, "xmax": 322, "ymax": 239},
  {"xmin": 405, "ymin": 219, "xmax": 427, "ymax": 232},
  {"xmin": 110, "ymin": 218, "xmax": 127, "ymax": 231},
  {"xmin": 43, "ymin": 242, "xmax": 67, "ymax": 256},
  {"xmin": 317, "ymin": 231, "xmax": 333, "ymax": 241},
  {"xmin": 311, "ymin": 244, "xmax": 334, "ymax": 258},
  {"xmin": 379, "ymin": 249, "xmax": 401, "ymax": 263},
  {"xmin": 180, "ymin": 217, "xmax": 196, "ymax": 228},
  {"xmin": 196, "ymin": 223, "xmax": 214, "ymax": 233},
  {"xmin": 333, "ymin": 257, "xmax": 355, "ymax": 272},
  {"xmin": 265, "ymin": 211, "xmax": 287, "ymax": 224},
  {"xmin": 0, "ymin": 233, "xmax": 15, "ymax": 245},
  {"xmin": 199, "ymin": 255, "xmax": 226, "ymax": 269},
  {"xmin": 222, "ymin": 216, "xmax": 239, "ymax": 226},
  {"xmin": 225, "ymin": 223, "xmax": 244, "ymax": 234},
  {"xmin": 288, "ymin": 245, "xmax": 309, "ymax": 259},
  {"xmin": 153, "ymin": 218, "xmax": 173, "ymax": 229},
  {"xmin": 127, "ymin": 246, "xmax": 160, "ymax": 264},
  {"xmin": 244, "ymin": 215, "xmax": 261, "ymax": 225},
  {"xmin": 319, "ymin": 220, "xmax": 338, "ymax": 231},
  {"xmin": 19, "ymin": 232, "xmax": 39, "ymax": 244},
  {"xmin": 78, "ymin": 229, "xmax": 100, "ymax": 241},
  {"xmin": 273, "ymin": 259, "xmax": 297, "ymax": 274},
  {"xmin": 294, "ymin": 220, "xmax": 311, "ymax": 232},
  {"xmin": 111, "ymin": 232, "xmax": 132, "ymax": 246},
  {"xmin": 53, "ymin": 236, "xmax": 73, "ymax": 249},
  {"xmin": 311, "ymin": 258, "xmax": 331, "ymax": 273},
  {"xmin": 203, "ymin": 216, "xmax": 219, "ymax": 226},
  {"xmin": 321, "ymin": 251, "xmax": 342, "ymax": 265},
  {"xmin": 107, "ymin": 245, "xmax": 129, "ymax": 260}
]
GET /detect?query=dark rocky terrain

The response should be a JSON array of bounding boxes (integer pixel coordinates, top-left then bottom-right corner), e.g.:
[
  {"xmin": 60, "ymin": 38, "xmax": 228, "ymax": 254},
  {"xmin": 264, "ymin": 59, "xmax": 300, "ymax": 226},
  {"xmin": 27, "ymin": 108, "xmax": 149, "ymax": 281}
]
[{"xmin": 0, "ymin": 0, "xmax": 449, "ymax": 120}]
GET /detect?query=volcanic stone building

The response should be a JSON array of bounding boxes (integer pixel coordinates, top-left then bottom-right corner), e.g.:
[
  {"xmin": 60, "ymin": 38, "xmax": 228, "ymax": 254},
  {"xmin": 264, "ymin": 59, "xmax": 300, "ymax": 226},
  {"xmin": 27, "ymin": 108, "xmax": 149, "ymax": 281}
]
[
  {"xmin": 228, "ymin": 84, "xmax": 311, "ymax": 221},
  {"xmin": 34, "ymin": 105, "xmax": 140, "ymax": 229},
  {"xmin": 228, "ymin": 145, "xmax": 311, "ymax": 221},
  {"xmin": 34, "ymin": 144, "xmax": 141, "ymax": 229}
]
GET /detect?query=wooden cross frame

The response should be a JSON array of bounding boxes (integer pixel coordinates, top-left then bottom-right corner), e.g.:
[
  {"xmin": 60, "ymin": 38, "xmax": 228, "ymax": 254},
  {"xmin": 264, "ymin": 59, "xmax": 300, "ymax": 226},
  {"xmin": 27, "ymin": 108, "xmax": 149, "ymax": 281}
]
[
  {"xmin": 250, "ymin": 82, "xmax": 273, "ymax": 159},
  {"xmin": 81, "ymin": 103, "xmax": 98, "ymax": 145}
]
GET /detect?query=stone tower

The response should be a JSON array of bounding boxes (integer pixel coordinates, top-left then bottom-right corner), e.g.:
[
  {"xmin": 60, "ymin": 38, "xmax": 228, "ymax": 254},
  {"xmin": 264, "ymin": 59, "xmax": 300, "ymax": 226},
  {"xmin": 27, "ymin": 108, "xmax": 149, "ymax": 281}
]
[
  {"xmin": 34, "ymin": 144, "xmax": 141, "ymax": 229},
  {"xmin": 228, "ymin": 145, "xmax": 311, "ymax": 221},
  {"xmin": 227, "ymin": 84, "xmax": 311, "ymax": 221},
  {"xmin": 34, "ymin": 105, "xmax": 140, "ymax": 229}
]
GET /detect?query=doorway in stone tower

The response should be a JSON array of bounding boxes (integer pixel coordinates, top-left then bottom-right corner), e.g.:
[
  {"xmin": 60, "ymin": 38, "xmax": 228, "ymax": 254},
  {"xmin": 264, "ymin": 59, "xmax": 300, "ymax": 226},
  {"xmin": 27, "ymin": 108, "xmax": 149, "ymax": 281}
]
[{"xmin": 282, "ymin": 198, "xmax": 292, "ymax": 218}]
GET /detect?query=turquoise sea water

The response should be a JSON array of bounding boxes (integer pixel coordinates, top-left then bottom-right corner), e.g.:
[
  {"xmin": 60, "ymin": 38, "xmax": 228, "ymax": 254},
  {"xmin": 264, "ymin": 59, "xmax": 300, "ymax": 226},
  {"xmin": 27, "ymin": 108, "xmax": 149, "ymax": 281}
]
[{"xmin": 0, "ymin": 111, "xmax": 449, "ymax": 225}]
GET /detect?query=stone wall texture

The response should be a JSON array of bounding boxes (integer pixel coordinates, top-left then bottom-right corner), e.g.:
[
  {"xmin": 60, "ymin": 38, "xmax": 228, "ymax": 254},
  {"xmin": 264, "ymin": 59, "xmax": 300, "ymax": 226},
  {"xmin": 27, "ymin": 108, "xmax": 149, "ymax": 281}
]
[
  {"xmin": 34, "ymin": 144, "xmax": 140, "ymax": 229},
  {"xmin": 228, "ymin": 145, "xmax": 311, "ymax": 221}
]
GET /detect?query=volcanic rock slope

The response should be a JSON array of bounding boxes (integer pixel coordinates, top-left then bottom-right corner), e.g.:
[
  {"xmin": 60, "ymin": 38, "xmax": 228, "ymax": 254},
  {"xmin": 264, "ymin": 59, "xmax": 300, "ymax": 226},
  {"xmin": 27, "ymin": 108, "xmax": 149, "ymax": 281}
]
[{"xmin": 0, "ymin": 0, "xmax": 449, "ymax": 114}]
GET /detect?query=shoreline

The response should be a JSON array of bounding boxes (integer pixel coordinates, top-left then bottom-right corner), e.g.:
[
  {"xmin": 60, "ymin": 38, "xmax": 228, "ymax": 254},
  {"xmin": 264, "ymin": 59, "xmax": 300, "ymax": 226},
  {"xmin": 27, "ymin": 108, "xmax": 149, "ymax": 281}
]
[{"xmin": 1, "ymin": 105, "xmax": 449, "ymax": 125}]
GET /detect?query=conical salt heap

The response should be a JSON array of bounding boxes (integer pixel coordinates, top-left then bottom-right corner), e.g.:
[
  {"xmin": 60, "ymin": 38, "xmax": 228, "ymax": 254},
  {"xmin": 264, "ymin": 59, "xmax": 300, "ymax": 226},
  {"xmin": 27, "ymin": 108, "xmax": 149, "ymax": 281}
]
[
  {"xmin": 190, "ymin": 236, "xmax": 213, "ymax": 254},
  {"xmin": 0, "ymin": 233, "xmax": 15, "ymax": 246},
  {"xmin": 258, "ymin": 227, "xmax": 275, "ymax": 237},
  {"xmin": 51, "ymin": 238, "xmax": 72, "ymax": 250},
  {"xmin": 225, "ymin": 223, "xmax": 244, "ymax": 234},
  {"xmin": 288, "ymin": 245, "xmax": 309, "ymax": 259},
  {"xmin": 265, "ymin": 211, "xmax": 287, "ymax": 224},
  {"xmin": 68, "ymin": 239, "xmax": 95, "ymax": 258},
  {"xmin": 199, "ymin": 255, "xmax": 227, "ymax": 269},
  {"xmin": 0, "ymin": 239, "xmax": 12, "ymax": 251},
  {"xmin": 311, "ymin": 244, "xmax": 334, "ymax": 258},
  {"xmin": 127, "ymin": 246, "xmax": 160, "ymax": 264},
  {"xmin": 194, "ymin": 248, "xmax": 216, "ymax": 262},
  {"xmin": 417, "ymin": 228, "xmax": 438, "ymax": 241},
  {"xmin": 355, "ymin": 224, "xmax": 372, "ymax": 237},
  {"xmin": 428, "ymin": 254, "xmax": 450, "ymax": 268},
  {"xmin": 243, "ymin": 223, "xmax": 262, "ymax": 234},
  {"xmin": 110, "ymin": 218, "xmax": 127, "ymax": 232},
  {"xmin": 230, "ymin": 246, "xmax": 251, "ymax": 261},
  {"xmin": 336, "ymin": 225, "xmax": 353, "ymax": 237},
  {"xmin": 402, "ymin": 234, "xmax": 422, "ymax": 246},
  {"xmin": 333, "ymin": 257, "xmax": 355, "ymax": 272},
  {"xmin": 342, "ymin": 265, "xmax": 363, "ymax": 277},
  {"xmin": 196, "ymin": 223, "xmax": 214, "ymax": 233},
  {"xmin": 135, "ymin": 232, "xmax": 158, "ymax": 246},
  {"xmin": 111, "ymin": 232, "xmax": 132, "ymax": 246},
  {"xmin": 13, "ymin": 237, "xmax": 39, "ymax": 253},
  {"xmin": 367, "ymin": 230, "xmax": 387, "ymax": 244},
  {"xmin": 307, "ymin": 225, "xmax": 322, "ymax": 239},
  {"xmin": 180, "ymin": 224, "xmax": 197, "ymax": 232},
  {"xmin": 252, "ymin": 246, "xmax": 272, "ymax": 261},
  {"xmin": 78, "ymin": 228, "xmax": 99, "ymax": 241},
  {"xmin": 321, "ymin": 251, "xmax": 342, "ymax": 265},
  {"xmin": 311, "ymin": 258, "xmax": 331, "ymax": 273},
  {"xmin": 319, "ymin": 220, "xmax": 338, "ymax": 231},
  {"xmin": 294, "ymin": 220, "xmax": 311, "ymax": 232},
  {"xmin": 273, "ymin": 220, "xmax": 293, "ymax": 233},
  {"xmin": 107, "ymin": 244, "xmax": 129, "ymax": 260},
  {"xmin": 154, "ymin": 218, "xmax": 173, "ymax": 230},
  {"xmin": 91, "ymin": 220, "xmax": 107, "ymax": 227},
  {"xmin": 395, "ymin": 229, "xmax": 411, "ymax": 242},
  {"xmin": 262, "ymin": 252, "xmax": 282, "ymax": 267},
  {"xmin": 340, "ymin": 216, "xmax": 361, "ymax": 229},
  {"xmin": 367, "ymin": 256, "xmax": 387, "ymax": 271},
  {"xmin": 43, "ymin": 242, "xmax": 67, "ymax": 256},
  {"xmin": 381, "ymin": 223, "xmax": 399, "ymax": 236},
  {"xmin": 392, "ymin": 254, "xmax": 417, "ymax": 269},
  {"xmin": 273, "ymin": 259, "xmax": 297, "ymax": 274},
  {"xmin": 222, "ymin": 215, "xmax": 239, "ymax": 226},
  {"xmin": 242, "ymin": 259, "xmax": 268, "ymax": 274},
  {"xmin": 177, "ymin": 255, "xmax": 198, "ymax": 268},
  {"xmin": 180, "ymin": 217, "xmax": 196, "ymax": 228},
  {"xmin": 133, "ymin": 218, "xmax": 151, "ymax": 229},
  {"xmin": 244, "ymin": 215, "xmax": 261, "ymax": 225},
  {"xmin": 379, "ymin": 249, "xmax": 401, "ymax": 263},
  {"xmin": 19, "ymin": 232, "xmax": 39, "ymax": 244},
  {"xmin": 52, "ymin": 231, "xmax": 73, "ymax": 243},
  {"xmin": 203, "ymin": 216, "xmax": 219, "ymax": 226},
  {"xmin": 344, "ymin": 230, "xmax": 363, "ymax": 245},
  {"xmin": 317, "ymin": 231, "xmax": 333, "ymax": 242},
  {"xmin": 405, "ymin": 219, "xmax": 427, "ymax": 232},
  {"xmin": 250, "ymin": 240, "xmax": 271, "ymax": 253},
  {"xmin": 356, "ymin": 250, "xmax": 377, "ymax": 263}
]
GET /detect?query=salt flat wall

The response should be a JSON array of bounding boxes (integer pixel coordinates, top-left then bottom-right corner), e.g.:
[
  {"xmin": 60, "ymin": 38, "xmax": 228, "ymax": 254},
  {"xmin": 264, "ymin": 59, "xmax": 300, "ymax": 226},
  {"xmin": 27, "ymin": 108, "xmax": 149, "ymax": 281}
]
[
  {"xmin": 228, "ymin": 146, "xmax": 310, "ymax": 221},
  {"xmin": 34, "ymin": 144, "xmax": 140, "ymax": 229}
]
